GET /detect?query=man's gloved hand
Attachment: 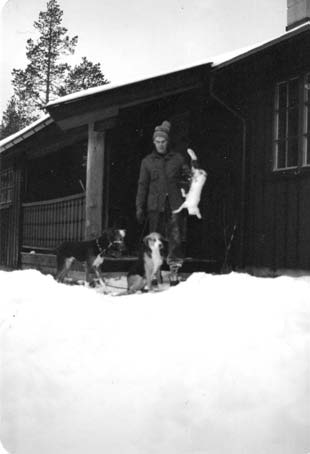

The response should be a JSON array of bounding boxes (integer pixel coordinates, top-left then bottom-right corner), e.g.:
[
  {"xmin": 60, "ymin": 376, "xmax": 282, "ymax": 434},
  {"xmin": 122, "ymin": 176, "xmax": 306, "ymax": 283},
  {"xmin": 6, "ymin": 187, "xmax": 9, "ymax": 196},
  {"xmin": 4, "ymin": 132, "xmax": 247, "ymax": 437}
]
[{"xmin": 136, "ymin": 208, "xmax": 145, "ymax": 224}]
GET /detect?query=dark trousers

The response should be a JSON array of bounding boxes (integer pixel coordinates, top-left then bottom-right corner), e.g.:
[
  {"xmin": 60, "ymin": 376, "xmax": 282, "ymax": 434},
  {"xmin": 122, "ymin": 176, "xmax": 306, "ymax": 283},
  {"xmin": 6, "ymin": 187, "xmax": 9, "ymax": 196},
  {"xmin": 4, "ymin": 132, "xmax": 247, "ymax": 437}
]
[{"xmin": 148, "ymin": 199, "xmax": 185, "ymax": 268}]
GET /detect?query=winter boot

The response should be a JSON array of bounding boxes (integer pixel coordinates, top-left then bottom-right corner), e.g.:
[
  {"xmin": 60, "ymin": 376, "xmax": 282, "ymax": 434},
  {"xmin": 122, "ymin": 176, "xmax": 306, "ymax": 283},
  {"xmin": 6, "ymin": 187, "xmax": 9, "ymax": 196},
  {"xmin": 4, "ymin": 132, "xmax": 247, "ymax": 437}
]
[
  {"xmin": 151, "ymin": 277, "xmax": 159, "ymax": 290},
  {"xmin": 169, "ymin": 264, "xmax": 181, "ymax": 286}
]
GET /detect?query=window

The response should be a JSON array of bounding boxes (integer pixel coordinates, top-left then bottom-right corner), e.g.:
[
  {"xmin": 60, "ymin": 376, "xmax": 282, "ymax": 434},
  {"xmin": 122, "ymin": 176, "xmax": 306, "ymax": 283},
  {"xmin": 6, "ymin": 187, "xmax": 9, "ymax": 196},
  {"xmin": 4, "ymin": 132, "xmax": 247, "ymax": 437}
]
[
  {"xmin": 0, "ymin": 169, "xmax": 13, "ymax": 205},
  {"xmin": 274, "ymin": 73, "xmax": 309, "ymax": 170}
]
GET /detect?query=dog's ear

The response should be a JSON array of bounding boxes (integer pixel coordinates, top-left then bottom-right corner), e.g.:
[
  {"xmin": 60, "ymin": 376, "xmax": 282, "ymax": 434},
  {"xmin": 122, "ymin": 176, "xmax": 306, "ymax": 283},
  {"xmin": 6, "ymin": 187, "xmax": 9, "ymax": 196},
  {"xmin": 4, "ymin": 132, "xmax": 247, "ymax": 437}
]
[
  {"xmin": 143, "ymin": 234, "xmax": 150, "ymax": 249},
  {"xmin": 118, "ymin": 229, "xmax": 126, "ymax": 238},
  {"xmin": 100, "ymin": 229, "xmax": 114, "ymax": 246}
]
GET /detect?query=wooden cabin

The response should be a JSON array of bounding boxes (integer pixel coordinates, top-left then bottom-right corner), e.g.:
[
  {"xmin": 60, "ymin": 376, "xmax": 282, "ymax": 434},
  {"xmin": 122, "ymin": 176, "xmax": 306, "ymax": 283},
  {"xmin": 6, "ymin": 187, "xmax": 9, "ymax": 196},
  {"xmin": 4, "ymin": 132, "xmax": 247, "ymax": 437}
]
[
  {"xmin": 0, "ymin": 2, "xmax": 309, "ymax": 277},
  {"xmin": 213, "ymin": 22, "xmax": 310, "ymax": 274}
]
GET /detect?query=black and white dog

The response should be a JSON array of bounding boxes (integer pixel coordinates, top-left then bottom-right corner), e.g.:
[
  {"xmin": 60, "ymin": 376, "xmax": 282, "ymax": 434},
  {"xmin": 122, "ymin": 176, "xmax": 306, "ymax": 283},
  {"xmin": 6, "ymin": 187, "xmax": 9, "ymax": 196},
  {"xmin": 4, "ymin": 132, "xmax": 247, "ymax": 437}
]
[
  {"xmin": 127, "ymin": 232, "xmax": 164, "ymax": 293},
  {"xmin": 55, "ymin": 228, "xmax": 126, "ymax": 285}
]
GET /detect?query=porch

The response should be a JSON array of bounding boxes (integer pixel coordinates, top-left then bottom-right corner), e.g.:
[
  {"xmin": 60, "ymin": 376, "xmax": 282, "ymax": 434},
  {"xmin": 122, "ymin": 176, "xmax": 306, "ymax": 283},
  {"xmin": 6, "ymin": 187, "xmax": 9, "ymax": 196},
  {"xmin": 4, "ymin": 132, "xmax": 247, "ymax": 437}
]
[
  {"xmin": 19, "ymin": 189, "xmax": 221, "ymax": 278},
  {"xmin": 0, "ymin": 63, "xmax": 242, "ymax": 275},
  {"xmin": 19, "ymin": 192, "xmax": 220, "ymax": 276}
]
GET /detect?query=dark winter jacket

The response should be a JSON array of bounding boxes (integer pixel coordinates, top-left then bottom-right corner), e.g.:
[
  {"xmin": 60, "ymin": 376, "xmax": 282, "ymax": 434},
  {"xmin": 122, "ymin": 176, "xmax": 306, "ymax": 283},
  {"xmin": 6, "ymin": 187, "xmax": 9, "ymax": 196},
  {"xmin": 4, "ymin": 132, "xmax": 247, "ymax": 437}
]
[{"xmin": 136, "ymin": 149, "xmax": 191, "ymax": 213}]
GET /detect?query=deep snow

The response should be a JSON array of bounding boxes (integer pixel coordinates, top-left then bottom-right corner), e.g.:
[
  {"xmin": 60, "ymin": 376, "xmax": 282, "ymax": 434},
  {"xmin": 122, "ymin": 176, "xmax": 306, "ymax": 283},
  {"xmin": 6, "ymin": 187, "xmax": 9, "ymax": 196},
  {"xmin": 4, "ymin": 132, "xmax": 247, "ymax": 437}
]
[{"xmin": 0, "ymin": 269, "xmax": 310, "ymax": 454}]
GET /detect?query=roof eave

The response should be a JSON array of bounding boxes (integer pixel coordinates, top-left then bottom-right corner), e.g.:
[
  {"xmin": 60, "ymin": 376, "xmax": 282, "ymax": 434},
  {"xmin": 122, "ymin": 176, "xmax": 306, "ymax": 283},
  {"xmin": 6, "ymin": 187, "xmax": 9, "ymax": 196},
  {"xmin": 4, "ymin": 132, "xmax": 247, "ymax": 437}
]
[
  {"xmin": 0, "ymin": 115, "xmax": 53, "ymax": 154},
  {"xmin": 213, "ymin": 22, "xmax": 310, "ymax": 70},
  {"xmin": 46, "ymin": 63, "xmax": 212, "ymax": 111}
]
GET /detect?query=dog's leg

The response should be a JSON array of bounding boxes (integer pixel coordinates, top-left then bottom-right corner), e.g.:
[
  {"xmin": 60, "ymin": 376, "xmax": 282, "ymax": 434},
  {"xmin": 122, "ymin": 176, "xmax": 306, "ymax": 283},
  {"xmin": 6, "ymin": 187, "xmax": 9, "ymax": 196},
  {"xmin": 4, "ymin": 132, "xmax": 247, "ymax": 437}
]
[
  {"xmin": 56, "ymin": 266, "xmax": 65, "ymax": 282},
  {"xmin": 57, "ymin": 267, "xmax": 66, "ymax": 282},
  {"xmin": 155, "ymin": 268, "xmax": 163, "ymax": 284},
  {"xmin": 94, "ymin": 255, "xmax": 106, "ymax": 289},
  {"xmin": 55, "ymin": 266, "xmax": 64, "ymax": 282},
  {"xmin": 87, "ymin": 255, "xmax": 107, "ymax": 291},
  {"xmin": 57, "ymin": 257, "xmax": 74, "ymax": 282},
  {"xmin": 144, "ymin": 262, "xmax": 153, "ymax": 291},
  {"xmin": 93, "ymin": 267, "xmax": 107, "ymax": 290},
  {"xmin": 55, "ymin": 255, "xmax": 65, "ymax": 282},
  {"xmin": 127, "ymin": 275, "xmax": 145, "ymax": 293}
]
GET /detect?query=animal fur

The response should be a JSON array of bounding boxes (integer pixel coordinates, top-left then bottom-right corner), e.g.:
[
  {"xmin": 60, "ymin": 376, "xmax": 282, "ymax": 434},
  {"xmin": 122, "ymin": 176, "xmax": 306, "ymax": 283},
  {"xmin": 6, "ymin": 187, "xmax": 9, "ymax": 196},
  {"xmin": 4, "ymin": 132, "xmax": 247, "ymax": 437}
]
[
  {"xmin": 173, "ymin": 148, "xmax": 207, "ymax": 219},
  {"xmin": 55, "ymin": 228, "xmax": 126, "ymax": 286},
  {"xmin": 127, "ymin": 232, "xmax": 164, "ymax": 293}
]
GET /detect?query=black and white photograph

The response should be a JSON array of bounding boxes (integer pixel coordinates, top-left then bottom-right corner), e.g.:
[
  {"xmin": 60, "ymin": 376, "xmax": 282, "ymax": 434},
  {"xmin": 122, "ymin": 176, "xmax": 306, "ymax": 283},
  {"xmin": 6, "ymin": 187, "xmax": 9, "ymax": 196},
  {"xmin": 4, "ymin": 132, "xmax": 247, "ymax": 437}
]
[{"xmin": 0, "ymin": 0, "xmax": 310, "ymax": 453}]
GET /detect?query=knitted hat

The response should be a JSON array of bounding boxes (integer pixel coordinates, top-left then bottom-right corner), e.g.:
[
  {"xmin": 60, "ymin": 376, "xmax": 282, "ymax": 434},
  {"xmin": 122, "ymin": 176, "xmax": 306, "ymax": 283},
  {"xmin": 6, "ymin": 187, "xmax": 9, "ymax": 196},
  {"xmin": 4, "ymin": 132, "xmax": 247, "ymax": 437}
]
[{"xmin": 153, "ymin": 120, "xmax": 171, "ymax": 140}]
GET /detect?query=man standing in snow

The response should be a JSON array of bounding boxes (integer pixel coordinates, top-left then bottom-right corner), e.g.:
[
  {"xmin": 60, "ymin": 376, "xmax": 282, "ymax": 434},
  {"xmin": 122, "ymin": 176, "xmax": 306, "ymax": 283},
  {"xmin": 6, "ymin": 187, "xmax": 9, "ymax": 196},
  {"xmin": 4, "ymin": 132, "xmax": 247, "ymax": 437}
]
[{"xmin": 136, "ymin": 120, "xmax": 195, "ymax": 285}]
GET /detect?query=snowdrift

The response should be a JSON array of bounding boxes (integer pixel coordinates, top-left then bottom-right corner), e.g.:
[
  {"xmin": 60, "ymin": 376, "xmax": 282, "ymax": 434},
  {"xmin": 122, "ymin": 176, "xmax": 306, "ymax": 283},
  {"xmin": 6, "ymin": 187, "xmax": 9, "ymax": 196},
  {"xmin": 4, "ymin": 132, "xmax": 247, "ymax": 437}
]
[{"xmin": 0, "ymin": 269, "xmax": 310, "ymax": 454}]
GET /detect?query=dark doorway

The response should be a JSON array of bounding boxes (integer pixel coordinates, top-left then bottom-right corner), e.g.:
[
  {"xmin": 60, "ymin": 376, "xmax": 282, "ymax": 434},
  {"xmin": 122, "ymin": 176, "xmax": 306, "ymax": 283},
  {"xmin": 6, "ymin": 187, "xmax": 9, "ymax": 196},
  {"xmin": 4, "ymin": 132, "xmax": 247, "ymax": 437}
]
[
  {"xmin": 106, "ymin": 96, "xmax": 210, "ymax": 258},
  {"xmin": 24, "ymin": 141, "xmax": 87, "ymax": 202}
]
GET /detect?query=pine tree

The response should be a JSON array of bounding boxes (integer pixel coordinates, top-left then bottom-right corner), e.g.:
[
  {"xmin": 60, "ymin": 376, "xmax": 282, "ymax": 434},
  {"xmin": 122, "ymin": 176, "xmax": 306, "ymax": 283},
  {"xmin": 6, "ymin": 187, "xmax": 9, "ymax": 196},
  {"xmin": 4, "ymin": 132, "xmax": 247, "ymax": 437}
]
[
  {"xmin": 58, "ymin": 57, "xmax": 109, "ymax": 96},
  {"xmin": 11, "ymin": 0, "xmax": 78, "ymax": 115},
  {"xmin": 0, "ymin": 96, "xmax": 33, "ymax": 139},
  {"xmin": 1, "ymin": 0, "xmax": 110, "ymax": 139}
]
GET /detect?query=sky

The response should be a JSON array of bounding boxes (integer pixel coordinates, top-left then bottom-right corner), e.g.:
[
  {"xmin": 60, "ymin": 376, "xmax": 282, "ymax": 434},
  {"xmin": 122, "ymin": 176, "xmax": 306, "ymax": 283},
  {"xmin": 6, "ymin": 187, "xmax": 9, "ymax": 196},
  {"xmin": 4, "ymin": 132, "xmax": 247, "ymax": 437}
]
[
  {"xmin": 0, "ymin": 0, "xmax": 287, "ymax": 116},
  {"xmin": 0, "ymin": 269, "xmax": 310, "ymax": 454}
]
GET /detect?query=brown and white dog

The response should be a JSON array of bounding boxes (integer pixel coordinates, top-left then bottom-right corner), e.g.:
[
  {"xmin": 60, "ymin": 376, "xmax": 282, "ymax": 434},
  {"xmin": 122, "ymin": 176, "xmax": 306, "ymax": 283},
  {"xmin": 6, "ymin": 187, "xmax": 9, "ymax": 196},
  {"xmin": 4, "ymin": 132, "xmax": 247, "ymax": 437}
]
[
  {"xmin": 55, "ymin": 228, "xmax": 126, "ymax": 285},
  {"xmin": 127, "ymin": 232, "xmax": 164, "ymax": 293},
  {"xmin": 173, "ymin": 148, "xmax": 207, "ymax": 219}
]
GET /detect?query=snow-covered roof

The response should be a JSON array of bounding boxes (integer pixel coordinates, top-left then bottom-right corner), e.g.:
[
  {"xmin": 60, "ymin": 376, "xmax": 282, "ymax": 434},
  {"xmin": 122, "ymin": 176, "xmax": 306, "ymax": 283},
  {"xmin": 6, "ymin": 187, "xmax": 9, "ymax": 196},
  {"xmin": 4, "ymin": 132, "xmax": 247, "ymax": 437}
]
[
  {"xmin": 44, "ymin": 43, "xmax": 270, "ymax": 109},
  {"xmin": 46, "ymin": 62, "xmax": 212, "ymax": 108},
  {"xmin": 213, "ymin": 21, "xmax": 310, "ymax": 69},
  {"xmin": 1, "ymin": 22, "xmax": 309, "ymax": 153},
  {"xmin": 47, "ymin": 23, "xmax": 310, "ymax": 109},
  {"xmin": 0, "ymin": 114, "xmax": 53, "ymax": 153},
  {"xmin": 45, "ymin": 46, "xmax": 261, "ymax": 108}
]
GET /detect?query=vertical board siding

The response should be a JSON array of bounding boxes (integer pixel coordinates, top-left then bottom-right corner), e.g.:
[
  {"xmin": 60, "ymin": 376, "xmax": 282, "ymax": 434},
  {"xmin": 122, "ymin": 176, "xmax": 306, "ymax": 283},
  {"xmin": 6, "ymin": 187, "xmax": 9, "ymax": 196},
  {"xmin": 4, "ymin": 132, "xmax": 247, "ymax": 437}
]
[
  {"xmin": 245, "ymin": 88, "xmax": 275, "ymax": 269},
  {"xmin": 0, "ymin": 207, "xmax": 10, "ymax": 266},
  {"xmin": 286, "ymin": 179, "xmax": 299, "ymax": 268},
  {"xmin": 245, "ymin": 83, "xmax": 310, "ymax": 272},
  {"xmin": 12, "ymin": 166, "xmax": 22, "ymax": 267},
  {"xmin": 22, "ymin": 193, "xmax": 85, "ymax": 250},
  {"xmin": 0, "ymin": 165, "xmax": 22, "ymax": 268},
  {"xmin": 273, "ymin": 180, "xmax": 287, "ymax": 270},
  {"xmin": 297, "ymin": 178, "xmax": 310, "ymax": 269}
]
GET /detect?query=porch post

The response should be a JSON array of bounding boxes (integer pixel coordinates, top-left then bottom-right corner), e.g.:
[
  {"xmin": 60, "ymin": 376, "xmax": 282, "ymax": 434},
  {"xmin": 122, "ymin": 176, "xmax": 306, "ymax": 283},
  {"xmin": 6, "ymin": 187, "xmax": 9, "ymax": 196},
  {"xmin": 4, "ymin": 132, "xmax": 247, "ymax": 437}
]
[{"xmin": 85, "ymin": 122, "xmax": 105, "ymax": 239}]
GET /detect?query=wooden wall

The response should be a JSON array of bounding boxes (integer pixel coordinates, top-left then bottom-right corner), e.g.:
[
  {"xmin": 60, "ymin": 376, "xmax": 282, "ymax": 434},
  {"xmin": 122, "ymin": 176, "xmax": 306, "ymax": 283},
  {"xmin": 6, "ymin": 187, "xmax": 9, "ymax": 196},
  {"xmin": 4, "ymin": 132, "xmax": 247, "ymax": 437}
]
[
  {"xmin": 0, "ymin": 157, "xmax": 22, "ymax": 268},
  {"xmin": 243, "ymin": 85, "xmax": 310, "ymax": 272},
  {"xmin": 212, "ymin": 31, "xmax": 310, "ymax": 273}
]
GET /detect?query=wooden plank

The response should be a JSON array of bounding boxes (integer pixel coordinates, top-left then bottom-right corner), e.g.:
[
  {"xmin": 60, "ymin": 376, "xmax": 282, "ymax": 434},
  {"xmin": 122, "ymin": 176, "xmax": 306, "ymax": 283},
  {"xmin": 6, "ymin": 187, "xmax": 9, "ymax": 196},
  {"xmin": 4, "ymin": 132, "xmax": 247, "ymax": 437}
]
[
  {"xmin": 0, "ymin": 207, "xmax": 9, "ymax": 265},
  {"xmin": 85, "ymin": 123, "xmax": 105, "ymax": 239},
  {"xmin": 273, "ymin": 179, "xmax": 287, "ymax": 270},
  {"xmin": 298, "ymin": 177, "xmax": 310, "ymax": 269},
  {"xmin": 286, "ymin": 178, "xmax": 299, "ymax": 268},
  {"xmin": 258, "ymin": 89, "xmax": 274, "ymax": 269},
  {"xmin": 22, "ymin": 192, "xmax": 85, "ymax": 207},
  {"xmin": 245, "ymin": 98, "xmax": 259, "ymax": 268},
  {"xmin": 103, "ymin": 130, "xmax": 111, "ymax": 229},
  {"xmin": 51, "ymin": 202, "xmax": 56, "ymax": 247},
  {"xmin": 12, "ymin": 165, "xmax": 22, "ymax": 267}
]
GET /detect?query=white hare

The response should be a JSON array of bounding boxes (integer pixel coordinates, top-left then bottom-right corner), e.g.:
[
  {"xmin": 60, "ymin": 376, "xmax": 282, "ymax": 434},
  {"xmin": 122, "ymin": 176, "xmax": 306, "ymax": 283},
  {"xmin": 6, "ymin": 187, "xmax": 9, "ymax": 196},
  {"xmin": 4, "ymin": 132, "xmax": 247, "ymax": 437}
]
[{"xmin": 173, "ymin": 148, "xmax": 207, "ymax": 219}]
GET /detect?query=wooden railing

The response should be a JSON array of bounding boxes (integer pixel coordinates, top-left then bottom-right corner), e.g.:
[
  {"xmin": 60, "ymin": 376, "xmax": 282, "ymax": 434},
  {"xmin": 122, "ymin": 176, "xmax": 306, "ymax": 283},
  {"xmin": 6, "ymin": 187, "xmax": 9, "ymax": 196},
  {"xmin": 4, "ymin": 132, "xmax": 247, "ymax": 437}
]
[{"xmin": 22, "ymin": 193, "xmax": 85, "ymax": 250}]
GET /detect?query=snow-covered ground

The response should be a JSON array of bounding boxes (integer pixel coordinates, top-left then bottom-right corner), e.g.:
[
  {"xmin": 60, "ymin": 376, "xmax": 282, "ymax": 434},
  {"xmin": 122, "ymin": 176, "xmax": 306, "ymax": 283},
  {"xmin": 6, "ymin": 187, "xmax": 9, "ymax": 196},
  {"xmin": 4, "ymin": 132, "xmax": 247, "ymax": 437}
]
[{"xmin": 0, "ymin": 269, "xmax": 310, "ymax": 454}]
